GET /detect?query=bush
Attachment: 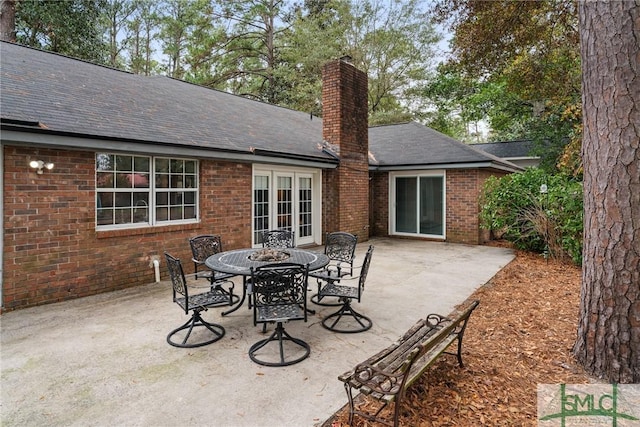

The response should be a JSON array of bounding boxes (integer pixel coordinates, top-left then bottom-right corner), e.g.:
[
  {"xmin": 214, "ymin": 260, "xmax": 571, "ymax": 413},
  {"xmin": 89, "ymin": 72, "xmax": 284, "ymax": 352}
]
[{"xmin": 480, "ymin": 168, "xmax": 583, "ymax": 264}]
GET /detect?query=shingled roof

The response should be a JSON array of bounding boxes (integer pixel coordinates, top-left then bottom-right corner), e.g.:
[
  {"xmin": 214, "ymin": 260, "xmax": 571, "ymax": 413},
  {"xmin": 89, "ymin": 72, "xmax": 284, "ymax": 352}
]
[
  {"xmin": 0, "ymin": 41, "xmax": 331, "ymax": 164},
  {"xmin": 368, "ymin": 122, "xmax": 520, "ymax": 171},
  {"xmin": 470, "ymin": 140, "xmax": 537, "ymax": 159},
  {"xmin": 1, "ymin": 41, "xmax": 520, "ymax": 173}
]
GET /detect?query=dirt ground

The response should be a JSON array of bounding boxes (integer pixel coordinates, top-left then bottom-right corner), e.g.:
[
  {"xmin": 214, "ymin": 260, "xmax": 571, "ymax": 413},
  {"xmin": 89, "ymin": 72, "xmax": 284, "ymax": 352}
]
[{"xmin": 327, "ymin": 245, "xmax": 596, "ymax": 426}]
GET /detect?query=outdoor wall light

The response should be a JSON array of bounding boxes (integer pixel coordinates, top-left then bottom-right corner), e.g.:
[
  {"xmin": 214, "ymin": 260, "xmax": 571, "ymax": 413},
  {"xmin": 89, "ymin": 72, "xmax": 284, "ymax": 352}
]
[{"xmin": 29, "ymin": 160, "xmax": 54, "ymax": 174}]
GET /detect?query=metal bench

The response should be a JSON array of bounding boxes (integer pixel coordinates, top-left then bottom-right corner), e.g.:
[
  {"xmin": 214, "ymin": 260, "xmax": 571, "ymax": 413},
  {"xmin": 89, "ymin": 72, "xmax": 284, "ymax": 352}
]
[{"xmin": 338, "ymin": 300, "xmax": 479, "ymax": 427}]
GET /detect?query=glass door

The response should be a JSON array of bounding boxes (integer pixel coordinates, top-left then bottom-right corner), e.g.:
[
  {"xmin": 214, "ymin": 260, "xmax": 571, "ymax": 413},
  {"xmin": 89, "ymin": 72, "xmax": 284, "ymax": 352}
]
[
  {"xmin": 275, "ymin": 174, "xmax": 293, "ymax": 233},
  {"xmin": 297, "ymin": 175, "xmax": 313, "ymax": 244},
  {"xmin": 393, "ymin": 173, "xmax": 445, "ymax": 238}
]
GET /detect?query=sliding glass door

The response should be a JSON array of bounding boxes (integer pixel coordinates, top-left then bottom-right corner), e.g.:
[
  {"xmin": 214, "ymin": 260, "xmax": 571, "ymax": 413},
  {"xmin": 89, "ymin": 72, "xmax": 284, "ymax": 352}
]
[{"xmin": 392, "ymin": 172, "xmax": 445, "ymax": 238}]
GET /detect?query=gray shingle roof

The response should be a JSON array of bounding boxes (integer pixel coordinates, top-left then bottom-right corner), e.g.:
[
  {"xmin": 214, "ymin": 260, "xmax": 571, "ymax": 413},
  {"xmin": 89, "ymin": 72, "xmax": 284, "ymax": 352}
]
[
  {"xmin": 1, "ymin": 42, "xmax": 520, "ymax": 172},
  {"xmin": 470, "ymin": 140, "xmax": 537, "ymax": 159},
  {"xmin": 0, "ymin": 41, "xmax": 329, "ymax": 162},
  {"xmin": 368, "ymin": 122, "xmax": 519, "ymax": 170}
]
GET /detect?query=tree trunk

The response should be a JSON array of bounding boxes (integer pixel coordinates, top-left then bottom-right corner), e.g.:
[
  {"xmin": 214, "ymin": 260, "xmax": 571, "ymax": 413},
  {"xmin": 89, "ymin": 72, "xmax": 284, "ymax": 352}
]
[
  {"xmin": 574, "ymin": 1, "xmax": 640, "ymax": 383},
  {"xmin": 0, "ymin": 0, "xmax": 16, "ymax": 42}
]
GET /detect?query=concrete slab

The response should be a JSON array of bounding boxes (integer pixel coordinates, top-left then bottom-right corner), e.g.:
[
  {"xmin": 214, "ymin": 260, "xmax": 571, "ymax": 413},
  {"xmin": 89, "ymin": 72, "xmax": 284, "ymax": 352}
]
[{"xmin": 1, "ymin": 238, "xmax": 514, "ymax": 427}]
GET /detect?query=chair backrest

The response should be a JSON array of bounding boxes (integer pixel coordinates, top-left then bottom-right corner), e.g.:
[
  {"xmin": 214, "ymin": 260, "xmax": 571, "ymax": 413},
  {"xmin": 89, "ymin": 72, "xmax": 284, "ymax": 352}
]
[
  {"xmin": 250, "ymin": 262, "xmax": 309, "ymax": 320},
  {"xmin": 358, "ymin": 245, "xmax": 374, "ymax": 293},
  {"xmin": 189, "ymin": 234, "xmax": 224, "ymax": 262},
  {"xmin": 164, "ymin": 253, "xmax": 189, "ymax": 308},
  {"xmin": 325, "ymin": 232, "xmax": 358, "ymax": 270},
  {"xmin": 261, "ymin": 229, "xmax": 295, "ymax": 248}
]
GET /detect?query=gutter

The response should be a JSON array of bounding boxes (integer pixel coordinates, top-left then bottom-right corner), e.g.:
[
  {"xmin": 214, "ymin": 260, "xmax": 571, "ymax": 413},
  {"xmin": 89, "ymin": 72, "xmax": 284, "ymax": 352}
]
[{"xmin": 1, "ymin": 128, "xmax": 339, "ymax": 170}]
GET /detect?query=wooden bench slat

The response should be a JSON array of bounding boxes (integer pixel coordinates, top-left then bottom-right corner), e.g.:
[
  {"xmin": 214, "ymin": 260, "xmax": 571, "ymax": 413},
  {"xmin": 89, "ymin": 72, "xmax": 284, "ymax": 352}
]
[{"xmin": 338, "ymin": 300, "xmax": 479, "ymax": 427}]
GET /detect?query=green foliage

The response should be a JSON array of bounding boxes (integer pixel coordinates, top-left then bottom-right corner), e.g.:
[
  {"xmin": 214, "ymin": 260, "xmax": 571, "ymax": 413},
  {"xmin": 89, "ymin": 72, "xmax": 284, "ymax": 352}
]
[
  {"xmin": 16, "ymin": 0, "xmax": 108, "ymax": 62},
  {"xmin": 480, "ymin": 168, "xmax": 583, "ymax": 264}
]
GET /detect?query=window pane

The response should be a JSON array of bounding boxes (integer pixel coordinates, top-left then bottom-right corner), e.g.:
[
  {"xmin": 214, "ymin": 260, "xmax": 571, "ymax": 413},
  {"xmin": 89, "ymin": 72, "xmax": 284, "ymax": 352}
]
[
  {"xmin": 184, "ymin": 174, "xmax": 196, "ymax": 188},
  {"xmin": 298, "ymin": 177, "xmax": 312, "ymax": 238},
  {"xmin": 96, "ymin": 154, "xmax": 114, "ymax": 171},
  {"xmin": 156, "ymin": 174, "xmax": 169, "ymax": 188},
  {"xmin": 171, "ymin": 159, "xmax": 182, "ymax": 173},
  {"xmin": 419, "ymin": 177, "xmax": 443, "ymax": 235},
  {"xmin": 156, "ymin": 191, "xmax": 169, "ymax": 206},
  {"xmin": 277, "ymin": 176, "xmax": 292, "ymax": 231},
  {"xmin": 134, "ymin": 157, "xmax": 149, "ymax": 172},
  {"xmin": 155, "ymin": 158, "xmax": 169, "ymax": 173},
  {"xmin": 115, "ymin": 192, "xmax": 132, "ymax": 207},
  {"xmin": 98, "ymin": 192, "xmax": 114, "ymax": 208},
  {"xmin": 97, "ymin": 172, "xmax": 114, "ymax": 188},
  {"xmin": 115, "ymin": 208, "xmax": 132, "ymax": 224},
  {"xmin": 97, "ymin": 209, "xmax": 113, "ymax": 225},
  {"xmin": 116, "ymin": 155, "xmax": 133, "ymax": 172},
  {"xmin": 156, "ymin": 207, "xmax": 168, "ymax": 221},
  {"xmin": 184, "ymin": 191, "xmax": 195, "ymax": 204},
  {"xmin": 395, "ymin": 177, "xmax": 417, "ymax": 233},
  {"xmin": 185, "ymin": 161, "xmax": 195, "ymax": 174},
  {"xmin": 254, "ymin": 175, "xmax": 269, "ymax": 244},
  {"xmin": 184, "ymin": 206, "xmax": 195, "ymax": 219}
]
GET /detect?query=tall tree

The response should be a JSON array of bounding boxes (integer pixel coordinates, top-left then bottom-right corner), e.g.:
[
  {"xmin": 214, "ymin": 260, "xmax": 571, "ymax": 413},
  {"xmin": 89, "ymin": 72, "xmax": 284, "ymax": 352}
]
[
  {"xmin": 430, "ymin": 0, "xmax": 581, "ymax": 170},
  {"xmin": 284, "ymin": 0, "xmax": 439, "ymax": 123},
  {"xmin": 15, "ymin": 0, "xmax": 108, "ymax": 62},
  {"xmin": 157, "ymin": 0, "xmax": 211, "ymax": 79},
  {"xmin": 0, "ymin": 0, "xmax": 16, "ymax": 41},
  {"xmin": 102, "ymin": 0, "xmax": 137, "ymax": 68},
  {"xmin": 210, "ymin": 0, "xmax": 291, "ymax": 103},
  {"xmin": 574, "ymin": 1, "xmax": 639, "ymax": 383},
  {"xmin": 125, "ymin": 0, "xmax": 160, "ymax": 75}
]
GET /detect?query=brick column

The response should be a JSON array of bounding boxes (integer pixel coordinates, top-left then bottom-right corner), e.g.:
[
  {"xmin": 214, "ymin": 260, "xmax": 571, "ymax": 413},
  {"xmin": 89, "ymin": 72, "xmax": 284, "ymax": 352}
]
[{"xmin": 321, "ymin": 57, "xmax": 369, "ymax": 240}]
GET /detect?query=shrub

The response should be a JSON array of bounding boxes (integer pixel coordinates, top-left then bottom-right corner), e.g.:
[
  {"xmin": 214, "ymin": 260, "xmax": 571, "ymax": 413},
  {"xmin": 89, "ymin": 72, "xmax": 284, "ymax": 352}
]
[{"xmin": 480, "ymin": 168, "xmax": 583, "ymax": 264}]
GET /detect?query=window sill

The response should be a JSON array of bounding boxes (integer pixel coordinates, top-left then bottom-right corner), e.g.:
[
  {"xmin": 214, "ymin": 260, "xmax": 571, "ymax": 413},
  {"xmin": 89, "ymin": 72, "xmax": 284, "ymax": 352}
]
[{"xmin": 96, "ymin": 222, "xmax": 201, "ymax": 239}]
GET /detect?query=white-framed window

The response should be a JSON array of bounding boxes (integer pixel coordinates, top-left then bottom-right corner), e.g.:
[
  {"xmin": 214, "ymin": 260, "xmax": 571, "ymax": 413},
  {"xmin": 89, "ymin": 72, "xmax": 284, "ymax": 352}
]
[
  {"xmin": 253, "ymin": 166, "xmax": 321, "ymax": 247},
  {"xmin": 390, "ymin": 170, "xmax": 445, "ymax": 239},
  {"xmin": 96, "ymin": 153, "xmax": 198, "ymax": 229}
]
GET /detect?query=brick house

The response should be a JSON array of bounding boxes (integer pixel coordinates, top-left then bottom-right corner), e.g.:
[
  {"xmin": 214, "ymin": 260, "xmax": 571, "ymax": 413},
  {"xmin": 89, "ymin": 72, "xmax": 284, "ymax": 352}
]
[{"xmin": 0, "ymin": 42, "xmax": 519, "ymax": 311}]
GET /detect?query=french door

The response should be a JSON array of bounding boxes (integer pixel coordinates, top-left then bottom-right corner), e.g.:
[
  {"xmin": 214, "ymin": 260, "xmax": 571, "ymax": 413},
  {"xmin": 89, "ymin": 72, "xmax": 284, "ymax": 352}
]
[{"xmin": 253, "ymin": 167, "xmax": 319, "ymax": 247}]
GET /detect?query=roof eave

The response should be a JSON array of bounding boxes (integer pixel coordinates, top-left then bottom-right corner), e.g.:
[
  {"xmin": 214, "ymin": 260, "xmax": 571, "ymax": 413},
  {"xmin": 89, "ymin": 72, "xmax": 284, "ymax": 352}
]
[
  {"xmin": 370, "ymin": 161, "xmax": 522, "ymax": 173},
  {"xmin": 1, "ymin": 127, "xmax": 339, "ymax": 169}
]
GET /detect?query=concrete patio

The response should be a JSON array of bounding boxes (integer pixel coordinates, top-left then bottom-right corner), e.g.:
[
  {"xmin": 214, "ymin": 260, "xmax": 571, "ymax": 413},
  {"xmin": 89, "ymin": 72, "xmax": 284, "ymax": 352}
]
[{"xmin": 1, "ymin": 238, "xmax": 514, "ymax": 427}]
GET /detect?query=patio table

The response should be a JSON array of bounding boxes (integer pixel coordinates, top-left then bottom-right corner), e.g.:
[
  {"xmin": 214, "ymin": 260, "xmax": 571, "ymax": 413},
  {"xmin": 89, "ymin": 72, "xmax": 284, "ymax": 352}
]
[{"xmin": 205, "ymin": 247, "xmax": 329, "ymax": 315}]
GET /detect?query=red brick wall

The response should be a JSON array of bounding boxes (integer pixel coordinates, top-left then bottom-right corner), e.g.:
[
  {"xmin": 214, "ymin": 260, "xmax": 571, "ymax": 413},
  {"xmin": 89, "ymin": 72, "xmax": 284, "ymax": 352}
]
[
  {"xmin": 367, "ymin": 169, "xmax": 509, "ymax": 244},
  {"xmin": 446, "ymin": 169, "xmax": 508, "ymax": 244},
  {"xmin": 369, "ymin": 171, "xmax": 389, "ymax": 236},
  {"xmin": 321, "ymin": 59, "xmax": 370, "ymax": 240},
  {"xmin": 2, "ymin": 145, "xmax": 252, "ymax": 311}
]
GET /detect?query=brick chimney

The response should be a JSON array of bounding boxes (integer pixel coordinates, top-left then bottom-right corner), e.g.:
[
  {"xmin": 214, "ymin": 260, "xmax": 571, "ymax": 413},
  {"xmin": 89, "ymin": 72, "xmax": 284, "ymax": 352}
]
[{"xmin": 321, "ymin": 57, "xmax": 369, "ymax": 240}]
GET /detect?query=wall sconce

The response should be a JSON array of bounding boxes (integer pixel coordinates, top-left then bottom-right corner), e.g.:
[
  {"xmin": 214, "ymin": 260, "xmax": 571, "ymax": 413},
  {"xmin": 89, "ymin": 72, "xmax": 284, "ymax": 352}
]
[{"xmin": 29, "ymin": 160, "xmax": 54, "ymax": 174}]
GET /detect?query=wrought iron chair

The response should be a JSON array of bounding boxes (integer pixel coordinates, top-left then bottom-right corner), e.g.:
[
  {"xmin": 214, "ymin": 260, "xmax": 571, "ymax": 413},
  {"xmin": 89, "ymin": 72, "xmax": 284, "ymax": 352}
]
[
  {"xmin": 189, "ymin": 235, "xmax": 239, "ymax": 302},
  {"xmin": 248, "ymin": 262, "xmax": 310, "ymax": 366},
  {"xmin": 310, "ymin": 232, "xmax": 358, "ymax": 307},
  {"xmin": 164, "ymin": 252, "xmax": 233, "ymax": 348},
  {"xmin": 261, "ymin": 229, "xmax": 295, "ymax": 248},
  {"xmin": 318, "ymin": 245, "xmax": 374, "ymax": 333}
]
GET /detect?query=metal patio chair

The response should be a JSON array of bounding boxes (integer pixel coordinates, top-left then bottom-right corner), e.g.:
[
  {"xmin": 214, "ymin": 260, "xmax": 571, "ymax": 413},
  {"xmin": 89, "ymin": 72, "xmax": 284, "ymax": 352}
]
[
  {"xmin": 164, "ymin": 252, "xmax": 233, "ymax": 348},
  {"xmin": 310, "ymin": 231, "xmax": 358, "ymax": 307},
  {"xmin": 248, "ymin": 262, "xmax": 310, "ymax": 366},
  {"xmin": 318, "ymin": 245, "xmax": 374, "ymax": 333},
  {"xmin": 189, "ymin": 234, "xmax": 239, "ymax": 302},
  {"xmin": 261, "ymin": 229, "xmax": 295, "ymax": 248}
]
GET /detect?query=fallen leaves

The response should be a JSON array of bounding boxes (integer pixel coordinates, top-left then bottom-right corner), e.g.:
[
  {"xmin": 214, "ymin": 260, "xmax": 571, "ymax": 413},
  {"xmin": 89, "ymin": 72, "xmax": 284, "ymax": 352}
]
[{"xmin": 325, "ymin": 247, "xmax": 592, "ymax": 426}]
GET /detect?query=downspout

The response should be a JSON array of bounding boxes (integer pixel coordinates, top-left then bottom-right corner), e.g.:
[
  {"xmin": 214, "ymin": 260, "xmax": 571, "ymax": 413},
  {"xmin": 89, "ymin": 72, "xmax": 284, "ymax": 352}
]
[
  {"xmin": 153, "ymin": 259, "xmax": 160, "ymax": 283},
  {"xmin": 150, "ymin": 255, "xmax": 161, "ymax": 283}
]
